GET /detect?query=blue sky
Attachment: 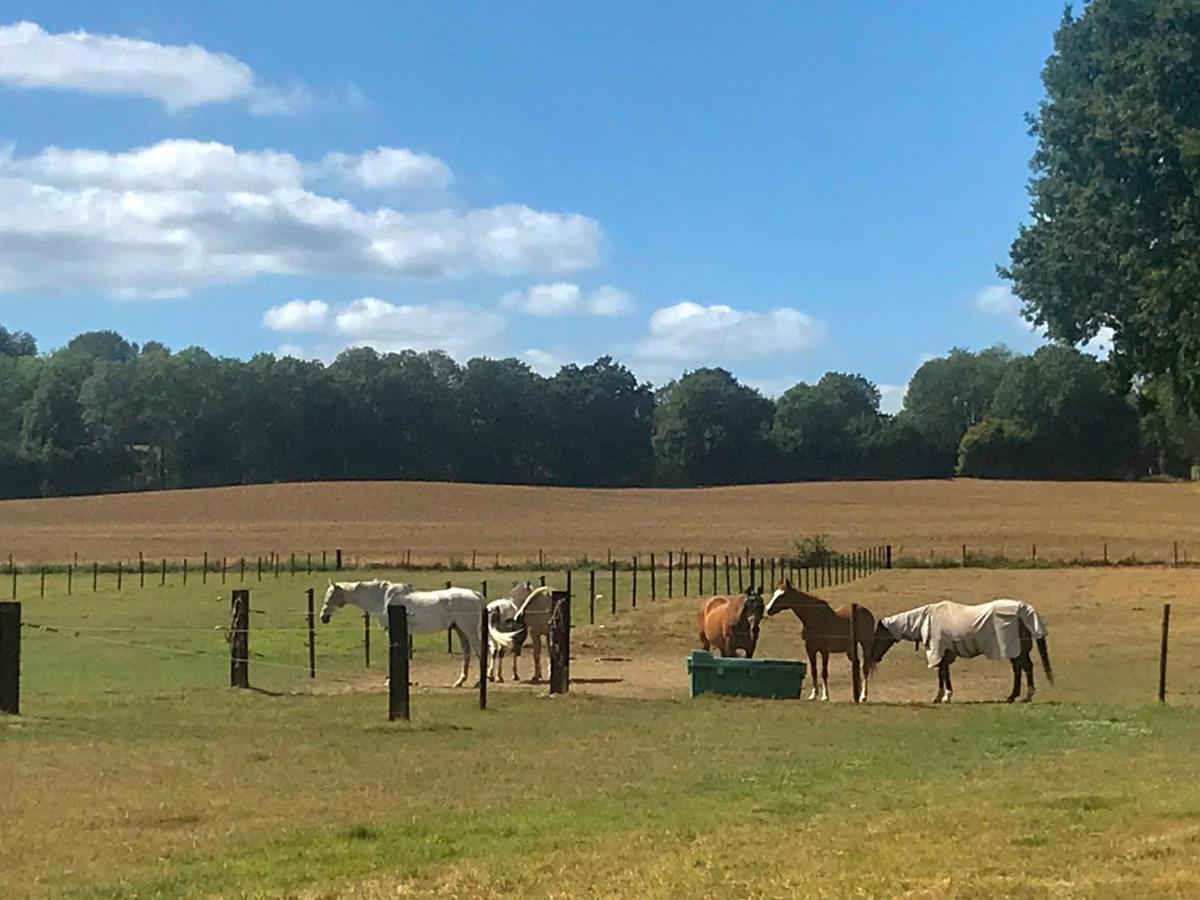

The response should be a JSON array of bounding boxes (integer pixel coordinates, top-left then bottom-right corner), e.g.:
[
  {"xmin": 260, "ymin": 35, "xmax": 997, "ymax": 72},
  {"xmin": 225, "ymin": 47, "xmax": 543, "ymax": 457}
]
[{"xmin": 0, "ymin": 2, "xmax": 1077, "ymax": 410}]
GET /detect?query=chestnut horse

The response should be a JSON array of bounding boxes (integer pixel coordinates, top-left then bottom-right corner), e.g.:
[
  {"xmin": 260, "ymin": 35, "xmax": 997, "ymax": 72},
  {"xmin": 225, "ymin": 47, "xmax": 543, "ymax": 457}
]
[
  {"xmin": 765, "ymin": 581, "xmax": 875, "ymax": 702},
  {"xmin": 697, "ymin": 588, "xmax": 765, "ymax": 658}
]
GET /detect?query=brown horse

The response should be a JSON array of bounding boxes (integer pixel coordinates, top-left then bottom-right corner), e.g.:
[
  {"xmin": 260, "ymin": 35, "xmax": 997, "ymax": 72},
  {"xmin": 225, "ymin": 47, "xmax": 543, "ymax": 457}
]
[
  {"xmin": 765, "ymin": 581, "xmax": 875, "ymax": 702},
  {"xmin": 697, "ymin": 588, "xmax": 765, "ymax": 658}
]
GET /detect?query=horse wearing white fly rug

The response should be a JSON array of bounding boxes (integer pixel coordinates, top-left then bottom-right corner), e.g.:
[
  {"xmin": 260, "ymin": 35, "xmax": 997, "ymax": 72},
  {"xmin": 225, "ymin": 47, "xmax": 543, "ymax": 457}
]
[
  {"xmin": 871, "ymin": 599, "xmax": 1053, "ymax": 703},
  {"xmin": 319, "ymin": 580, "xmax": 484, "ymax": 687}
]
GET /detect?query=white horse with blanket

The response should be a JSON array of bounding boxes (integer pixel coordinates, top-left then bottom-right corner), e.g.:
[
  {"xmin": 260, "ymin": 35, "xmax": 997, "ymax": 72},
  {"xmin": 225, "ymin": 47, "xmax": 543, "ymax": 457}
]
[
  {"xmin": 870, "ymin": 599, "xmax": 1053, "ymax": 703},
  {"xmin": 320, "ymin": 580, "xmax": 484, "ymax": 687}
]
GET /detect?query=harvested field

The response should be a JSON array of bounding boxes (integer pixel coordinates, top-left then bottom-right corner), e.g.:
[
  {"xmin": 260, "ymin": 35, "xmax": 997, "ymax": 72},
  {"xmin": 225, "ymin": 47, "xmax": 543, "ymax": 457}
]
[{"xmin": 1, "ymin": 478, "xmax": 1199, "ymax": 565}]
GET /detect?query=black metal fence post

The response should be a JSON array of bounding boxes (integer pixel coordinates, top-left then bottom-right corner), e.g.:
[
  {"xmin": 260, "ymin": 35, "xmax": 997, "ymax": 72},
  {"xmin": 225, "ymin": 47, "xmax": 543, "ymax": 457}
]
[
  {"xmin": 549, "ymin": 590, "xmax": 571, "ymax": 695},
  {"xmin": 0, "ymin": 602, "xmax": 20, "ymax": 715},
  {"xmin": 389, "ymin": 604, "xmax": 410, "ymax": 721},
  {"xmin": 306, "ymin": 588, "xmax": 316, "ymax": 679}
]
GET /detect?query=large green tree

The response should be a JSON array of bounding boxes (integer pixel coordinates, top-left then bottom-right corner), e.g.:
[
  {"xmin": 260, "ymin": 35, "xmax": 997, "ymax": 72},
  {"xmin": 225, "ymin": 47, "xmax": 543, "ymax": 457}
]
[
  {"xmin": 653, "ymin": 368, "xmax": 774, "ymax": 485},
  {"xmin": 1004, "ymin": 0, "xmax": 1200, "ymax": 404},
  {"xmin": 771, "ymin": 373, "xmax": 883, "ymax": 478}
]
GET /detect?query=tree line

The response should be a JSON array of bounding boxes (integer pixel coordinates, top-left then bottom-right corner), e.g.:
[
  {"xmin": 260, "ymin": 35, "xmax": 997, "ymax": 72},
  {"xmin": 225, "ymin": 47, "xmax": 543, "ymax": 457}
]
[{"xmin": 0, "ymin": 323, "xmax": 1196, "ymax": 500}]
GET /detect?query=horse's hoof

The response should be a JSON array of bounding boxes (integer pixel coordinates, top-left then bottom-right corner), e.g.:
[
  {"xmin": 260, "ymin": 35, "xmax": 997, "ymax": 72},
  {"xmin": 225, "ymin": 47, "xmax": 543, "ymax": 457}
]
[
  {"xmin": 1021, "ymin": 696, "xmax": 1033, "ymax": 704},
  {"xmin": 1006, "ymin": 696, "xmax": 1017, "ymax": 704}
]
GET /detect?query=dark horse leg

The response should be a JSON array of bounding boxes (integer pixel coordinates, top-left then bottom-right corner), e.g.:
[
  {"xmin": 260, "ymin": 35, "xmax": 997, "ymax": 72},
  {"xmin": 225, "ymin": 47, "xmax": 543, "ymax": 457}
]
[
  {"xmin": 1021, "ymin": 651, "xmax": 1036, "ymax": 702},
  {"xmin": 1007, "ymin": 658, "xmax": 1022, "ymax": 703},
  {"xmin": 806, "ymin": 645, "xmax": 820, "ymax": 700},
  {"xmin": 820, "ymin": 650, "xmax": 831, "ymax": 701},
  {"xmin": 935, "ymin": 655, "xmax": 954, "ymax": 703}
]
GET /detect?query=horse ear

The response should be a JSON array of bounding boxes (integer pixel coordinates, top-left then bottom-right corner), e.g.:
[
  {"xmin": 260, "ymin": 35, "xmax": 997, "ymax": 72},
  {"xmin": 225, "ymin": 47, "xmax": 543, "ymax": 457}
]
[{"xmin": 784, "ymin": 579, "xmax": 791, "ymax": 589}]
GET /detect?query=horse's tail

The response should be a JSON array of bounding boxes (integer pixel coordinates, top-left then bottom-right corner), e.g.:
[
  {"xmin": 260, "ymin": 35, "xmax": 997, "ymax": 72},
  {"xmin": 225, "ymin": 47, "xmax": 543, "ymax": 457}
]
[{"xmin": 1036, "ymin": 637, "xmax": 1054, "ymax": 685}]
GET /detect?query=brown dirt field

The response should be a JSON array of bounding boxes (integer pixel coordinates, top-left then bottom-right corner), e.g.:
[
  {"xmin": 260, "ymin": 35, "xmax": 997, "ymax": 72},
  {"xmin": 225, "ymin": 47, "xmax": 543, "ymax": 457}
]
[{"xmin": 1, "ymin": 477, "xmax": 1198, "ymax": 565}]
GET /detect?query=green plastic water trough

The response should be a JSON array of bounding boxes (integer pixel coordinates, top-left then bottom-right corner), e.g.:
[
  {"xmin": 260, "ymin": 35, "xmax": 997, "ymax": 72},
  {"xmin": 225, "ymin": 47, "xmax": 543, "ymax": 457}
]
[{"xmin": 687, "ymin": 650, "xmax": 807, "ymax": 700}]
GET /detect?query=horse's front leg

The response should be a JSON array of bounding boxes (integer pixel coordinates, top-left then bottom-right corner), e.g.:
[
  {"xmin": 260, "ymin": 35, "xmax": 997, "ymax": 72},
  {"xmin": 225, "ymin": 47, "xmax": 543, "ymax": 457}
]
[
  {"xmin": 819, "ymin": 650, "xmax": 830, "ymax": 701},
  {"xmin": 934, "ymin": 658, "xmax": 948, "ymax": 703},
  {"xmin": 806, "ymin": 646, "xmax": 820, "ymax": 700}
]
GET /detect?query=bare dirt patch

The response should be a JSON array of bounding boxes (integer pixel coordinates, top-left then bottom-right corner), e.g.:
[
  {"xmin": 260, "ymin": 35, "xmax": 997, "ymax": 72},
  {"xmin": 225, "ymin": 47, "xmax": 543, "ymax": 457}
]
[{"xmin": 2, "ymin": 478, "xmax": 1198, "ymax": 564}]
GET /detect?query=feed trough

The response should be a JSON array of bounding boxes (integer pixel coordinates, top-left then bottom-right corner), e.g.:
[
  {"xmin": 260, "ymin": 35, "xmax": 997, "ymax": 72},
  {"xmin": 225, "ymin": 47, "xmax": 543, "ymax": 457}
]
[{"xmin": 687, "ymin": 650, "xmax": 806, "ymax": 700}]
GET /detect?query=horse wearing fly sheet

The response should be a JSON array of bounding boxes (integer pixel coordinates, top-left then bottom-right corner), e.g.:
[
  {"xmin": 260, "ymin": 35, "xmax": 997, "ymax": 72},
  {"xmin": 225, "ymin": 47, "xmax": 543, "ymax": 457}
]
[
  {"xmin": 871, "ymin": 599, "xmax": 1053, "ymax": 703},
  {"xmin": 320, "ymin": 580, "xmax": 484, "ymax": 687}
]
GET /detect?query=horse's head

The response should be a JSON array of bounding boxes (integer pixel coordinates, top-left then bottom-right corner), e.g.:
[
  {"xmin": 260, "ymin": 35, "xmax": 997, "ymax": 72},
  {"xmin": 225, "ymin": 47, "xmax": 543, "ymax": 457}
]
[
  {"xmin": 765, "ymin": 580, "xmax": 795, "ymax": 617},
  {"xmin": 319, "ymin": 581, "xmax": 347, "ymax": 624},
  {"xmin": 741, "ymin": 588, "xmax": 765, "ymax": 643},
  {"xmin": 870, "ymin": 620, "xmax": 898, "ymax": 665}
]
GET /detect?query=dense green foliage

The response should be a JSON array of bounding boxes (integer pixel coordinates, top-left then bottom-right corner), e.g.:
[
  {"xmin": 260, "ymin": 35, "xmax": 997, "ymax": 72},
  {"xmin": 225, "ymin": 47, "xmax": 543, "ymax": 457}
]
[
  {"xmin": 1005, "ymin": 0, "xmax": 1200, "ymax": 407},
  {"xmin": 0, "ymin": 325, "xmax": 1195, "ymax": 498}
]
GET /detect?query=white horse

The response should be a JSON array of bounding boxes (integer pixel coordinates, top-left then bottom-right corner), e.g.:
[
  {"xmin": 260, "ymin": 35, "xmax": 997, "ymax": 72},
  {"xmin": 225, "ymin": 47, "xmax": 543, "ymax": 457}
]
[{"xmin": 320, "ymin": 580, "xmax": 484, "ymax": 687}]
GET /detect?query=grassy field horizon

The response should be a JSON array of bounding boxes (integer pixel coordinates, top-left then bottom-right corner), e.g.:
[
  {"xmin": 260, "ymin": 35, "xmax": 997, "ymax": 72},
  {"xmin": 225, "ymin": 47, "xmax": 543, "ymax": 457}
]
[{"xmin": 2, "ymin": 477, "xmax": 1198, "ymax": 566}]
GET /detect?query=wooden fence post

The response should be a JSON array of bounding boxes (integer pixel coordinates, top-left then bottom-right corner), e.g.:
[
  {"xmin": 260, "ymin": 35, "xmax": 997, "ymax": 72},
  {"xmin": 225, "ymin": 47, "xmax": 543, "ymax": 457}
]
[
  {"xmin": 737, "ymin": 557, "xmax": 743, "ymax": 592},
  {"xmin": 632, "ymin": 556, "xmax": 638, "ymax": 609},
  {"xmin": 204, "ymin": 552, "xmax": 210, "ymax": 584},
  {"xmin": 683, "ymin": 551, "xmax": 689, "ymax": 596},
  {"xmin": 725, "ymin": 555, "xmax": 731, "ymax": 593},
  {"xmin": 39, "ymin": 567, "xmax": 44, "ymax": 598},
  {"xmin": 389, "ymin": 604, "xmax": 410, "ymax": 721},
  {"xmin": 698, "ymin": 552, "xmax": 705, "ymax": 594},
  {"xmin": 549, "ymin": 590, "xmax": 571, "ymax": 695},
  {"xmin": 363, "ymin": 612, "xmax": 371, "ymax": 668},
  {"xmin": 182, "ymin": 558, "xmax": 188, "ymax": 586},
  {"xmin": 849, "ymin": 602, "xmax": 861, "ymax": 704},
  {"xmin": 336, "ymin": 548, "xmax": 343, "ymax": 571},
  {"xmin": 67, "ymin": 564, "xmax": 72, "ymax": 595},
  {"xmin": 139, "ymin": 552, "xmax": 145, "ymax": 588},
  {"xmin": 650, "ymin": 555, "xmax": 656, "ymax": 602},
  {"xmin": 306, "ymin": 588, "xmax": 317, "ymax": 679},
  {"xmin": 610, "ymin": 561, "xmax": 617, "ymax": 616},
  {"xmin": 667, "ymin": 551, "xmax": 674, "ymax": 598},
  {"xmin": 1159, "ymin": 603, "xmax": 1171, "ymax": 703},
  {"xmin": 886, "ymin": 544, "xmax": 892, "ymax": 569},
  {"xmin": 0, "ymin": 602, "xmax": 20, "ymax": 715},
  {"xmin": 589, "ymin": 569, "xmax": 596, "ymax": 625},
  {"xmin": 116, "ymin": 561, "xmax": 122, "ymax": 591},
  {"xmin": 712, "ymin": 553, "xmax": 717, "ymax": 589},
  {"xmin": 229, "ymin": 589, "xmax": 250, "ymax": 689},
  {"xmin": 1174, "ymin": 542, "xmax": 1179, "ymax": 567},
  {"xmin": 93, "ymin": 561, "xmax": 98, "ymax": 592}
]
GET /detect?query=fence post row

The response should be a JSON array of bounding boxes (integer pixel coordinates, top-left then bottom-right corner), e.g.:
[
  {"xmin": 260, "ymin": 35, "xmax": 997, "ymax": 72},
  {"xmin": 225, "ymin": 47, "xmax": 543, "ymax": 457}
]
[
  {"xmin": 549, "ymin": 590, "xmax": 571, "ymax": 695},
  {"xmin": 388, "ymin": 604, "xmax": 410, "ymax": 721},
  {"xmin": 0, "ymin": 602, "xmax": 20, "ymax": 715},
  {"xmin": 229, "ymin": 589, "xmax": 250, "ymax": 689}
]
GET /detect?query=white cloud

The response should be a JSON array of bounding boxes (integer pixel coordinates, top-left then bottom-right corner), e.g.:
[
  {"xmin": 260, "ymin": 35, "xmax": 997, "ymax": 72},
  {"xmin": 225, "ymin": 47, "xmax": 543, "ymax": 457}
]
[
  {"xmin": 501, "ymin": 283, "xmax": 634, "ymax": 317},
  {"xmin": 879, "ymin": 383, "xmax": 907, "ymax": 415},
  {"xmin": 262, "ymin": 300, "xmax": 329, "ymax": 332},
  {"xmin": 974, "ymin": 285, "xmax": 1023, "ymax": 318},
  {"xmin": 0, "ymin": 139, "xmax": 602, "ymax": 296},
  {"xmin": 321, "ymin": 147, "xmax": 453, "ymax": 191},
  {"xmin": 522, "ymin": 348, "xmax": 573, "ymax": 376},
  {"xmin": 0, "ymin": 21, "xmax": 313, "ymax": 114},
  {"xmin": 634, "ymin": 301, "xmax": 827, "ymax": 365},
  {"xmin": 333, "ymin": 297, "xmax": 506, "ymax": 357}
]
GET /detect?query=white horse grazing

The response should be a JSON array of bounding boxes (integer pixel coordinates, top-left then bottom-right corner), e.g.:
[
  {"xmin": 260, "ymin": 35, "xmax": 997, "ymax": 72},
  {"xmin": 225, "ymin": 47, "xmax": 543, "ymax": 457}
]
[{"xmin": 320, "ymin": 580, "xmax": 484, "ymax": 688}]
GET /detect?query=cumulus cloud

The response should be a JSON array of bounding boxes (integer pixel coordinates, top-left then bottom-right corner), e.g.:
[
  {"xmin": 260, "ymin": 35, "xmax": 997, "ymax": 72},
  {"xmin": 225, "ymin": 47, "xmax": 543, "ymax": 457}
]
[
  {"xmin": 522, "ymin": 348, "xmax": 574, "ymax": 376},
  {"xmin": 974, "ymin": 285, "xmax": 1024, "ymax": 318},
  {"xmin": 633, "ymin": 301, "xmax": 827, "ymax": 365},
  {"xmin": 0, "ymin": 21, "xmax": 316, "ymax": 114},
  {"xmin": 501, "ymin": 283, "xmax": 634, "ymax": 317},
  {"xmin": 0, "ymin": 139, "xmax": 602, "ymax": 296},
  {"xmin": 333, "ymin": 297, "xmax": 506, "ymax": 357},
  {"xmin": 262, "ymin": 300, "xmax": 329, "ymax": 332},
  {"xmin": 321, "ymin": 147, "xmax": 453, "ymax": 191},
  {"xmin": 879, "ymin": 383, "xmax": 907, "ymax": 415}
]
